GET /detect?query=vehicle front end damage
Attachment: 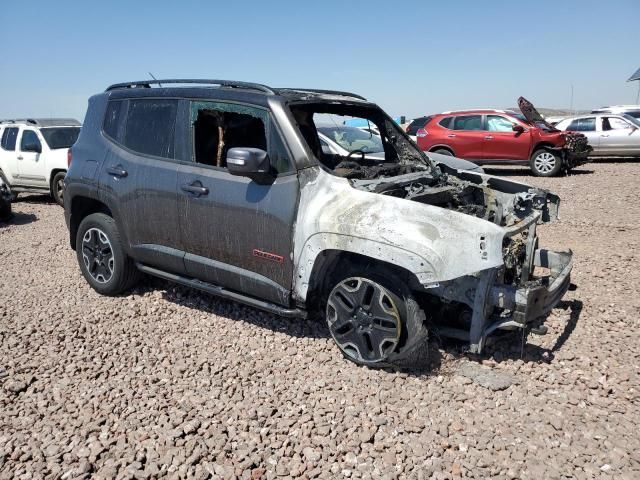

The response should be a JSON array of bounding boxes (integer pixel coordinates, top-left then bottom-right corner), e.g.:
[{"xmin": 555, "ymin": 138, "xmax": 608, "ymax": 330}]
[
  {"xmin": 351, "ymin": 168, "xmax": 574, "ymax": 353},
  {"xmin": 518, "ymin": 96, "xmax": 592, "ymax": 171}
]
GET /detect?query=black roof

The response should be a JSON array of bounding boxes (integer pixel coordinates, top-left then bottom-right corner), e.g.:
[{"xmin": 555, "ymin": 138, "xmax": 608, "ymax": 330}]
[{"xmin": 104, "ymin": 79, "xmax": 368, "ymax": 104}]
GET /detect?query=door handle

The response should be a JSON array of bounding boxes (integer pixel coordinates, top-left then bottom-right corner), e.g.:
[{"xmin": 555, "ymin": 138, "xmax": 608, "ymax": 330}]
[
  {"xmin": 600, "ymin": 134, "xmax": 609, "ymax": 137},
  {"xmin": 447, "ymin": 134, "xmax": 456, "ymax": 138},
  {"xmin": 17, "ymin": 155, "xmax": 23, "ymax": 160},
  {"xmin": 181, "ymin": 181, "xmax": 209, "ymax": 196},
  {"xmin": 484, "ymin": 135, "xmax": 494, "ymax": 140},
  {"xmin": 106, "ymin": 166, "xmax": 128, "ymax": 178}
]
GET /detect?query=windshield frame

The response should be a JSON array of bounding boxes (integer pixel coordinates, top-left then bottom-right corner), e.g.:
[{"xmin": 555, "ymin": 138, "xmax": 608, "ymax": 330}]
[{"xmin": 287, "ymin": 100, "xmax": 438, "ymax": 177}]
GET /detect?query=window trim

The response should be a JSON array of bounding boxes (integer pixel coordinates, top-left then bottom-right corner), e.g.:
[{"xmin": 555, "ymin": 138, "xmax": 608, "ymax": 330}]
[
  {"xmin": 101, "ymin": 97, "xmax": 181, "ymax": 163},
  {"xmin": 1, "ymin": 126, "xmax": 20, "ymax": 151},
  {"xmin": 452, "ymin": 114, "xmax": 484, "ymax": 132},
  {"xmin": 188, "ymin": 99, "xmax": 295, "ymax": 176},
  {"xmin": 19, "ymin": 128, "xmax": 43, "ymax": 153}
]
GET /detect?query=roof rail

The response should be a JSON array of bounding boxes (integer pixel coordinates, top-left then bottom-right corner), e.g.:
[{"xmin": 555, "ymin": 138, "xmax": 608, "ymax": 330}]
[
  {"xmin": 0, "ymin": 118, "xmax": 38, "ymax": 125},
  {"xmin": 277, "ymin": 88, "xmax": 367, "ymax": 101},
  {"xmin": 105, "ymin": 79, "xmax": 275, "ymax": 94}
]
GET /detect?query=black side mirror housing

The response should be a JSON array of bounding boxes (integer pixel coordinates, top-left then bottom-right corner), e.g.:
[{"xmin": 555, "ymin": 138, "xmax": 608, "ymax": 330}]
[
  {"xmin": 227, "ymin": 147, "xmax": 273, "ymax": 184},
  {"xmin": 512, "ymin": 124, "xmax": 525, "ymax": 134},
  {"xmin": 23, "ymin": 142, "xmax": 41, "ymax": 153}
]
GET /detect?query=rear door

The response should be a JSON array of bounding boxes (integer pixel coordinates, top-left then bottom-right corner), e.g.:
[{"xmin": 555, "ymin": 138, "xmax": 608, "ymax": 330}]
[
  {"xmin": 448, "ymin": 115, "xmax": 484, "ymax": 158},
  {"xmin": 0, "ymin": 127, "xmax": 20, "ymax": 182},
  {"xmin": 599, "ymin": 116, "xmax": 640, "ymax": 155},
  {"xmin": 98, "ymin": 98, "xmax": 184, "ymax": 274},
  {"xmin": 17, "ymin": 128, "xmax": 48, "ymax": 186},
  {"xmin": 482, "ymin": 115, "xmax": 531, "ymax": 160},
  {"xmin": 175, "ymin": 100, "xmax": 298, "ymax": 305},
  {"xmin": 565, "ymin": 117, "xmax": 599, "ymax": 153}
]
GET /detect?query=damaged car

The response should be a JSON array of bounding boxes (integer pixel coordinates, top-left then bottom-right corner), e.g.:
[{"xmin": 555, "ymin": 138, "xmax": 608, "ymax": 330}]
[
  {"xmin": 64, "ymin": 79, "xmax": 574, "ymax": 367},
  {"xmin": 416, "ymin": 97, "xmax": 592, "ymax": 177}
]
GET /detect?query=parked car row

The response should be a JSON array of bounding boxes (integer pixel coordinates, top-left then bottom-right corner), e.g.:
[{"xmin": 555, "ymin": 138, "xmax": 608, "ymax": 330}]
[{"xmin": 408, "ymin": 101, "xmax": 640, "ymax": 176}]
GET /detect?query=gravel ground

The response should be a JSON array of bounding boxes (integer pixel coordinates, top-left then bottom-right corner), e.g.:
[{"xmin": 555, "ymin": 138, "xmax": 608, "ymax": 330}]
[{"xmin": 1, "ymin": 161, "xmax": 639, "ymax": 480}]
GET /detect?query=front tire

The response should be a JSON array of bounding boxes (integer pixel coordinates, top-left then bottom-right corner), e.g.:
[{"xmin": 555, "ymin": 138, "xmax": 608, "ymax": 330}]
[
  {"xmin": 530, "ymin": 149, "xmax": 561, "ymax": 177},
  {"xmin": 76, "ymin": 213, "xmax": 140, "ymax": 295},
  {"xmin": 51, "ymin": 171, "xmax": 66, "ymax": 206},
  {"xmin": 325, "ymin": 266, "xmax": 429, "ymax": 368}
]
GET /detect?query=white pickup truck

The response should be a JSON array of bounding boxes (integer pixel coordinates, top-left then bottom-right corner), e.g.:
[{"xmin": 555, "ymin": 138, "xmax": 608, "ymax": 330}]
[{"xmin": 0, "ymin": 118, "xmax": 81, "ymax": 205}]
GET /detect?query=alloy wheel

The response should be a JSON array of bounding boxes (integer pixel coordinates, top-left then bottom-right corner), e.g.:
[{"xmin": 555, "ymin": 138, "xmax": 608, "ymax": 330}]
[
  {"xmin": 327, "ymin": 277, "xmax": 401, "ymax": 363},
  {"xmin": 81, "ymin": 228, "xmax": 114, "ymax": 283},
  {"xmin": 534, "ymin": 152, "xmax": 556, "ymax": 174}
]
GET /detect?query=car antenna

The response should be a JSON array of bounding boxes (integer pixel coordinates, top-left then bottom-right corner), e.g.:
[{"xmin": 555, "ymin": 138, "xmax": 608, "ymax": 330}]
[{"xmin": 148, "ymin": 72, "xmax": 162, "ymax": 87}]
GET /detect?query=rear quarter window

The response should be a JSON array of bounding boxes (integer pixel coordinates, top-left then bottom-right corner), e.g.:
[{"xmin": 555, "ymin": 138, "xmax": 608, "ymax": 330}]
[
  {"xmin": 103, "ymin": 100, "xmax": 124, "ymax": 140},
  {"xmin": 438, "ymin": 117, "xmax": 453, "ymax": 129}
]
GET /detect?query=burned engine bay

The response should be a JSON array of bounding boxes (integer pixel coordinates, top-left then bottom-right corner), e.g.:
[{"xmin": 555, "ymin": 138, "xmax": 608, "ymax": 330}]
[{"xmin": 352, "ymin": 167, "xmax": 557, "ymax": 229}]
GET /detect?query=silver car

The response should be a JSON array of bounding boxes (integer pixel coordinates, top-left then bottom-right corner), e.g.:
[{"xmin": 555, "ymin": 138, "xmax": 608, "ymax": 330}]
[{"xmin": 555, "ymin": 114, "xmax": 640, "ymax": 157}]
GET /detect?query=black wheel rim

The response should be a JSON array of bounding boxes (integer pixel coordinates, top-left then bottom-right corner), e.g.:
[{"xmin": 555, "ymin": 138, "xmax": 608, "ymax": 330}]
[
  {"xmin": 81, "ymin": 228, "xmax": 114, "ymax": 283},
  {"xmin": 327, "ymin": 277, "xmax": 401, "ymax": 363}
]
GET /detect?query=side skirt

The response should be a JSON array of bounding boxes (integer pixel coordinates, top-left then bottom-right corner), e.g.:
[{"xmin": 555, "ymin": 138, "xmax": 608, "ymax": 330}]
[{"xmin": 135, "ymin": 263, "xmax": 307, "ymax": 319}]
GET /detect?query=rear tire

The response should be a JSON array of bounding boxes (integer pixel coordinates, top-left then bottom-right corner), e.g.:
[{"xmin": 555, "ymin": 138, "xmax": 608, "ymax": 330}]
[
  {"xmin": 530, "ymin": 149, "xmax": 561, "ymax": 177},
  {"xmin": 0, "ymin": 172, "xmax": 18, "ymax": 202},
  {"xmin": 324, "ymin": 264, "xmax": 429, "ymax": 368},
  {"xmin": 51, "ymin": 171, "xmax": 66, "ymax": 206},
  {"xmin": 432, "ymin": 148, "xmax": 454, "ymax": 156},
  {"xmin": 76, "ymin": 213, "xmax": 140, "ymax": 295}
]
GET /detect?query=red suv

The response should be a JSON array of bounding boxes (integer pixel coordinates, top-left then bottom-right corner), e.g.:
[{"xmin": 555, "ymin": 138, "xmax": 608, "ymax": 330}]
[{"xmin": 416, "ymin": 98, "xmax": 590, "ymax": 176}]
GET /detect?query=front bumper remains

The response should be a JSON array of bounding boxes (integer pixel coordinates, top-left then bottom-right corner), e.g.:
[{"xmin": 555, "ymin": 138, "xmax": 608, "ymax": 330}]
[{"xmin": 466, "ymin": 247, "xmax": 573, "ymax": 354}]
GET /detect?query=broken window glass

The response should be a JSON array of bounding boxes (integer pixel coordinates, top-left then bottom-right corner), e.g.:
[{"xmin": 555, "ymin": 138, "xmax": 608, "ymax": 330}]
[{"xmin": 191, "ymin": 101, "xmax": 268, "ymax": 169}]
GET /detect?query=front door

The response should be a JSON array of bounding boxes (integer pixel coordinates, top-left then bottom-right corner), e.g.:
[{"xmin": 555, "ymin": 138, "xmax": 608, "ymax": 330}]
[
  {"xmin": 176, "ymin": 100, "xmax": 298, "ymax": 306},
  {"xmin": 482, "ymin": 115, "xmax": 531, "ymax": 160},
  {"xmin": 17, "ymin": 128, "xmax": 47, "ymax": 186},
  {"xmin": 599, "ymin": 116, "xmax": 640, "ymax": 156}
]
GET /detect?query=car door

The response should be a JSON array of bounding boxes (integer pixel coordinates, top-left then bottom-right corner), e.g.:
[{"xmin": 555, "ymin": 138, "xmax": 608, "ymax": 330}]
[
  {"xmin": 98, "ymin": 98, "xmax": 185, "ymax": 274},
  {"xmin": 176, "ymin": 100, "xmax": 298, "ymax": 306},
  {"xmin": 599, "ymin": 116, "xmax": 640, "ymax": 155},
  {"xmin": 0, "ymin": 127, "xmax": 20, "ymax": 183},
  {"xmin": 482, "ymin": 115, "xmax": 531, "ymax": 160},
  {"xmin": 16, "ymin": 128, "xmax": 48, "ymax": 186},
  {"xmin": 565, "ymin": 117, "xmax": 599, "ymax": 153},
  {"xmin": 448, "ymin": 115, "xmax": 484, "ymax": 159}
]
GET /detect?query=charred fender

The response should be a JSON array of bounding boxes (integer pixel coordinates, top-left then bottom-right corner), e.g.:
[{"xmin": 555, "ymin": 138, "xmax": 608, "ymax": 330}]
[{"xmin": 292, "ymin": 167, "xmax": 507, "ymax": 302}]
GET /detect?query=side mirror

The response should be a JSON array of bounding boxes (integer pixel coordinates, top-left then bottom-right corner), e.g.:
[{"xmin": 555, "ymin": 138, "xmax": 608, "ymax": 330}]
[
  {"xmin": 23, "ymin": 142, "xmax": 41, "ymax": 153},
  {"xmin": 227, "ymin": 147, "xmax": 273, "ymax": 184},
  {"xmin": 512, "ymin": 124, "xmax": 525, "ymax": 134}
]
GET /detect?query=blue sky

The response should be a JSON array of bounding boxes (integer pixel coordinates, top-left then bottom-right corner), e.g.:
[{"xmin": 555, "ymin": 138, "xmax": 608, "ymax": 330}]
[{"xmin": 0, "ymin": 0, "xmax": 638, "ymax": 121}]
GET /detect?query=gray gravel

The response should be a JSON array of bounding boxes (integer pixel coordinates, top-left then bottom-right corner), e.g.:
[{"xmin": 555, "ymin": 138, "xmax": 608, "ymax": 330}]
[{"xmin": 1, "ymin": 161, "xmax": 639, "ymax": 479}]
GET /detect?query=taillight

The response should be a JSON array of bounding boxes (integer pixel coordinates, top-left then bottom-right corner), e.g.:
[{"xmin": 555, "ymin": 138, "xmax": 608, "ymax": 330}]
[
  {"xmin": 67, "ymin": 148, "xmax": 72, "ymax": 167},
  {"xmin": 416, "ymin": 128, "xmax": 428, "ymax": 138}
]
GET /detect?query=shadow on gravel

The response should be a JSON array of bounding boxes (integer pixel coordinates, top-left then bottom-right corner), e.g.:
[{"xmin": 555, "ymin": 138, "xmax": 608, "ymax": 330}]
[
  {"xmin": 483, "ymin": 168, "xmax": 595, "ymax": 177},
  {"xmin": 16, "ymin": 194, "xmax": 56, "ymax": 205},
  {"xmin": 435, "ymin": 299, "xmax": 583, "ymax": 366},
  {"xmin": 141, "ymin": 279, "xmax": 331, "ymax": 340},
  {"xmin": 0, "ymin": 212, "xmax": 38, "ymax": 227}
]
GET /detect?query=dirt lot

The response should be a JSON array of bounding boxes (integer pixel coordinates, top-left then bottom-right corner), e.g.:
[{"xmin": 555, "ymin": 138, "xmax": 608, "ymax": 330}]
[{"xmin": 1, "ymin": 162, "xmax": 639, "ymax": 480}]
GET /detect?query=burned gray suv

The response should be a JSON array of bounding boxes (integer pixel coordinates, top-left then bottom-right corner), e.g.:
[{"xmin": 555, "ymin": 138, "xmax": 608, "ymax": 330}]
[{"xmin": 65, "ymin": 79, "xmax": 573, "ymax": 367}]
